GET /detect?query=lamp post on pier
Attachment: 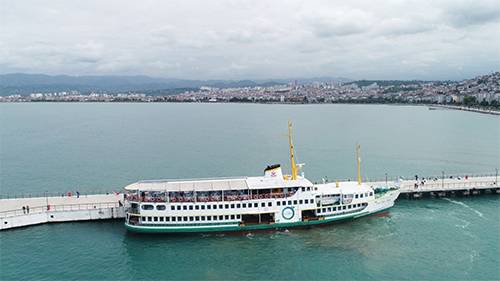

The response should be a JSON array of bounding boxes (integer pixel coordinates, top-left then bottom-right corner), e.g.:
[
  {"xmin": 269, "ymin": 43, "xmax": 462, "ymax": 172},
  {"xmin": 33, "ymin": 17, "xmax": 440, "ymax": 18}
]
[
  {"xmin": 495, "ymin": 168, "xmax": 498, "ymax": 187},
  {"xmin": 45, "ymin": 191, "xmax": 49, "ymax": 211}
]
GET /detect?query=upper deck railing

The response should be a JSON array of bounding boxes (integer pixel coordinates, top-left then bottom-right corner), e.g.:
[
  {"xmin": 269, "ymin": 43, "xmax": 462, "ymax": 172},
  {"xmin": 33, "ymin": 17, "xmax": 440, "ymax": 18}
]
[{"xmin": 126, "ymin": 191, "xmax": 296, "ymax": 203}]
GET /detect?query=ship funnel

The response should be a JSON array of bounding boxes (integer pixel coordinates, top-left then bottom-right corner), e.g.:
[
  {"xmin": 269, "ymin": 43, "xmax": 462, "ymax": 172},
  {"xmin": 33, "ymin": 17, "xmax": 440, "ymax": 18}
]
[{"xmin": 264, "ymin": 164, "xmax": 283, "ymax": 178}]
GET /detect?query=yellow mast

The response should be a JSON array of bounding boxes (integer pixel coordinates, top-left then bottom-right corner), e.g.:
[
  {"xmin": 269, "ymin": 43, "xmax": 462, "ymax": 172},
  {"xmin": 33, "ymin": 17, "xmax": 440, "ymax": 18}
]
[
  {"xmin": 356, "ymin": 144, "xmax": 362, "ymax": 185},
  {"xmin": 288, "ymin": 120, "xmax": 298, "ymax": 180}
]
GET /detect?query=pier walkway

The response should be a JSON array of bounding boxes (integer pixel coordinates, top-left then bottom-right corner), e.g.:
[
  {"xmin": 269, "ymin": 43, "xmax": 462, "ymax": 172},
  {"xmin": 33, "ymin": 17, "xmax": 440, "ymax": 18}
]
[
  {"xmin": 1, "ymin": 175, "xmax": 497, "ymax": 230},
  {"xmin": 367, "ymin": 175, "xmax": 499, "ymax": 199},
  {"xmin": 0, "ymin": 193, "xmax": 124, "ymax": 230}
]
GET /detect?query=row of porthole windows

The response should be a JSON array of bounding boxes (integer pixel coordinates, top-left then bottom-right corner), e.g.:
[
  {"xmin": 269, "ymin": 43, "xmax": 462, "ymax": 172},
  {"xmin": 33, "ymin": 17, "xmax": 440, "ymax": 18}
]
[
  {"xmin": 317, "ymin": 203, "xmax": 367, "ymax": 214},
  {"xmin": 355, "ymin": 192, "xmax": 373, "ymax": 199},
  {"xmin": 141, "ymin": 214, "xmax": 242, "ymax": 223},
  {"xmin": 141, "ymin": 199, "xmax": 315, "ymax": 211}
]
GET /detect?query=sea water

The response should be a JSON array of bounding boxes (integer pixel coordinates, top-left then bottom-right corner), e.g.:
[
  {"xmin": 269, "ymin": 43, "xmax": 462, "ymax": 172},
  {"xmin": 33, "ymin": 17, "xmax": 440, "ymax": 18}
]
[{"xmin": 0, "ymin": 103, "xmax": 499, "ymax": 280}]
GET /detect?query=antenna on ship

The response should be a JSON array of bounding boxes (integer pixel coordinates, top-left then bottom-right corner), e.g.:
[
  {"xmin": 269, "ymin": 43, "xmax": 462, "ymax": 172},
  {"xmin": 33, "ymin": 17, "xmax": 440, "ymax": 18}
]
[
  {"xmin": 356, "ymin": 143, "xmax": 362, "ymax": 185},
  {"xmin": 288, "ymin": 120, "xmax": 298, "ymax": 180}
]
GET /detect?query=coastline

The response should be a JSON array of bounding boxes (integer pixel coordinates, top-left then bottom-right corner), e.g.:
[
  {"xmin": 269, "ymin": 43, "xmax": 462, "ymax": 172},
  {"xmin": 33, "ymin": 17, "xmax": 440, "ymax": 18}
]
[{"xmin": 2, "ymin": 101, "xmax": 499, "ymax": 115}]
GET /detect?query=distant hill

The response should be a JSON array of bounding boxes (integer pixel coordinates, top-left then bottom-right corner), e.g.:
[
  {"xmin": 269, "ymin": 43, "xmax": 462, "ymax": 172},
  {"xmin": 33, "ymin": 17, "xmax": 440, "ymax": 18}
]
[{"xmin": 0, "ymin": 73, "xmax": 351, "ymax": 96}]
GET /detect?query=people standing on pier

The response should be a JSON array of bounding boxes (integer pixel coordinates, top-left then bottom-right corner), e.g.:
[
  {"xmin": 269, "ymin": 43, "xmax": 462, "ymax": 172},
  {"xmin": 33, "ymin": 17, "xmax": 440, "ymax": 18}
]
[
  {"xmin": 22, "ymin": 206, "xmax": 26, "ymax": 214},
  {"xmin": 26, "ymin": 205, "xmax": 30, "ymax": 214},
  {"xmin": 76, "ymin": 191, "xmax": 80, "ymax": 198}
]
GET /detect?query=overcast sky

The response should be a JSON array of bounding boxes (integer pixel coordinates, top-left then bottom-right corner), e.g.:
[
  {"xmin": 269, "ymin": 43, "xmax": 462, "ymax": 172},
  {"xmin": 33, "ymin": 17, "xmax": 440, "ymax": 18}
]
[{"xmin": 1, "ymin": 0, "xmax": 499, "ymax": 80}]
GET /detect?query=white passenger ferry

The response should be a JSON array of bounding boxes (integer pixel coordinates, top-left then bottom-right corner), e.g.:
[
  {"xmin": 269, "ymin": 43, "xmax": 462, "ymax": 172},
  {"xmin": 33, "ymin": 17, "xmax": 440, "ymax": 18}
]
[{"xmin": 124, "ymin": 122, "xmax": 400, "ymax": 233}]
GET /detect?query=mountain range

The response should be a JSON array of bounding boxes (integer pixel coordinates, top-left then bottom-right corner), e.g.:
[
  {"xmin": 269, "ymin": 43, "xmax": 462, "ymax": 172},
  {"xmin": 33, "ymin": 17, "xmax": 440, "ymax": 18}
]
[{"xmin": 0, "ymin": 73, "xmax": 352, "ymax": 96}]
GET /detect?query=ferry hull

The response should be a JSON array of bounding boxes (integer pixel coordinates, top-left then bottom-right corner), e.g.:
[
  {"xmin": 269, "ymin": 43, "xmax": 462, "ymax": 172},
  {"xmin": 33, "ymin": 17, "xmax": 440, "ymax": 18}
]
[{"xmin": 125, "ymin": 205, "xmax": 394, "ymax": 234}]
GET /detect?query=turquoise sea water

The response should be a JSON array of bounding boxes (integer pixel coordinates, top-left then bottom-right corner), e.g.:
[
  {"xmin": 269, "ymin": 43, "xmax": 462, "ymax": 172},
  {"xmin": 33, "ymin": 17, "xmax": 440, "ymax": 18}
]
[{"xmin": 0, "ymin": 103, "xmax": 499, "ymax": 280}]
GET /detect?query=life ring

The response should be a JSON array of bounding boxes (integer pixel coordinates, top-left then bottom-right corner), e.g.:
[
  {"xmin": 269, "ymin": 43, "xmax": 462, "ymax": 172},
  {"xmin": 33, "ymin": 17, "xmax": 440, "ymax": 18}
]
[{"xmin": 282, "ymin": 207, "xmax": 294, "ymax": 220}]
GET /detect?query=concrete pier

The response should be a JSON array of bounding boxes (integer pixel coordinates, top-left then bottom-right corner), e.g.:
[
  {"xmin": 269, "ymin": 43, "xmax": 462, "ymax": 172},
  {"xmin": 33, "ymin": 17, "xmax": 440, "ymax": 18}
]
[
  {"xmin": 367, "ymin": 176, "xmax": 499, "ymax": 199},
  {"xmin": 1, "ymin": 175, "xmax": 497, "ymax": 230},
  {"xmin": 0, "ymin": 193, "xmax": 125, "ymax": 230}
]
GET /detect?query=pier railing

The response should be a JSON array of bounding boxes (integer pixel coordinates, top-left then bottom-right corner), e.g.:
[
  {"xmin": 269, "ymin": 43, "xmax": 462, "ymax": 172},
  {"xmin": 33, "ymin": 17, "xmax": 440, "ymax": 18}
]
[
  {"xmin": 399, "ymin": 180, "xmax": 497, "ymax": 192},
  {"xmin": 0, "ymin": 201, "xmax": 121, "ymax": 219},
  {"xmin": 0, "ymin": 189, "xmax": 122, "ymax": 200}
]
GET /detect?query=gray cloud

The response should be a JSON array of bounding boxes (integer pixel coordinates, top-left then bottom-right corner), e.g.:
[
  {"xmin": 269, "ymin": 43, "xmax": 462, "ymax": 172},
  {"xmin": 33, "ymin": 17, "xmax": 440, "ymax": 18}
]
[
  {"xmin": 0, "ymin": 0, "xmax": 499, "ymax": 80},
  {"xmin": 444, "ymin": 1, "xmax": 500, "ymax": 27}
]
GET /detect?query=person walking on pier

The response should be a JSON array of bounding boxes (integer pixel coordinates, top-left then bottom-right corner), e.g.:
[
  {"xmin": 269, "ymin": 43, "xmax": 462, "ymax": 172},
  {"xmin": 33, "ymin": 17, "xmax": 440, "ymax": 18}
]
[{"xmin": 76, "ymin": 191, "xmax": 80, "ymax": 198}]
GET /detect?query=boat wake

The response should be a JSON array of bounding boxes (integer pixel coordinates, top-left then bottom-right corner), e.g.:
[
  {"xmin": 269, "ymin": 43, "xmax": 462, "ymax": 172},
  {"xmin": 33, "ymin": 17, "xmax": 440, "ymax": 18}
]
[
  {"xmin": 442, "ymin": 198, "xmax": 484, "ymax": 218},
  {"xmin": 454, "ymin": 217, "xmax": 471, "ymax": 229}
]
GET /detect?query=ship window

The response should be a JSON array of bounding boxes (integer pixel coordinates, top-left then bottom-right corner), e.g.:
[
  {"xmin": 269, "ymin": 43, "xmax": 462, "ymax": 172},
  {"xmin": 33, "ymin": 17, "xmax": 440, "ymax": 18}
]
[
  {"xmin": 195, "ymin": 205, "xmax": 199, "ymax": 210},
  {"xmin": 172, "ymin": 217, "xmax": 176, "ymax": 222},
  {"xmin": 148, "ymin": 217, "xmax": 152, "ymax": 222},
  {"xmin": 268, "ymin": 202, "xmax": 272, "ymax": 207},
  {"xmin": 231, "ymin": 215, "xmax": 235, "ymax": 219},
  {"xmin": 355, "ymin": 194, "xmax": 359, "ymax": 199},
  {"xmin": 213, "ymin": 216, "xmax": 218, "ymax": 221},
  {"xmin": 231, "ymin": 204, "xmax": 235, "ymax": 208},
  {"xmin": 261, "ymin": 202, "xmax": 265, "ymax": 207},
  {"xmin": 370, "ymin": 192, "xmax": 373, "ymax": 196},
  {"xmin": 328, "ymin": 207, "xmax": 332, "ymax": 212},
  {"xmin": 293, "ymin": 200, "xmax": 297, "ymax": 205},
  {"xmin": 343, "ymin": 206, "xmax": 346, "ymax": 210},
  {"xmin": 301, "ymin": 187, "xmax": 305, "ymax": 192},
  {"xmin": 348, "ymin": 205, "xmax": 351, "ymax": 209},
  {"xmin": 322, "ymin": 208, "xmax": 326, "ymax": 212},
  {"xmin": 201, "ymin": 205, "xmax": 205, "ymax": 210},
  {"xmin": 166, "ymin": 217, "xmax": 170, "ymax": 222},
  {"xmin": 360, "ymin": 194, "xmax": 364, "ymax": 198},
  {"xmin": 314, "ymin": 187, "xmax": 318, "ymax": 191},
  {"xmin": 159, "ymin": 217, "xmax": 164, "ymax": 222},
  {"xmin": 288, "ymin": 201, "xmax": 292, "ymax": 205},
  {"xmin": 177, "ymin": 206, "xmax": 181, "ymax": 210},
  {"xmin": 171, "ymin": 206, "xmax": 175, "ymax": 210},
  {"xmin": 183, "ymin": 217, "xmax": 188, "ymax": 222},
  {"xmin": 307, "ymin": 187, "xmax": 311, "ymax": 191},
  {"xmin": 254, "ymin": 203, "xmax": 258, "ymax": 208},
  {"xmin": 213, "ymin": 205, "xmax": 217, "ymax": 210},
  {"xmin": 219, "ymin": 215, "xmax": 223, "ymax": 220},
  {"xmin": 156, "ymin": 205, "xmax": 166, "ymax": 211},
  {"xmin": 189, "ymin": 206, "xmax": 193, "ymax": 210},
  {"xmin": 141, "ymin": 204, "xmax": 154, "ymax": 210},
  {"xmin": 311, "ymin": 199, "xmax": 314, "ymax": 204},
  {"xmin": 183, "ymin": 206, "xmax": 187, "ymax": 210},
  {"xmin": 219, "ymin": 204, "xmax": 223, "ymax": 209},
  {"xmin": 225, "ymin": 215, "xmax": 229, "ymax": 220},
  {"xmin": 192, "ymin": 216, "xmax": 197, "ymax": 221},
  {"xmin": 299, "ymin": 200, "xmax": 303, "ymax": 204},
  {"xmin": 178, "ymin": 216, "xmax": 182, "ymax": 221},
  {"xmin": 305, "ymin": 199, "xmax": 308, "ymax": 204},
  {"xmin": 237, "ymin": 204, "xmax": 241, "ymax": 208},
  {"xmin": 225, "ymin": 204, "xmax": 229, "ymax": 209},
  {"xmin": 141, "ymin": 217, "xmax": 146, "ymax": 222},
  {"xmin": 333, "ymin": 207, "xmax": 336, "ymax": 211},
  {"xmin": 201, "ymin": 216, "xmax": 205, "ymax": 221},
  {"xmin": 207, "ymin": 216, "xmax": 212, "ymax": 221},
  {"xmin": 207, "ymin": 205, "xmax": 211, "ymax": 210},
  {"xmin": 243, "ymin": 203, "xmax": 247, "ymax": 208},
  {"xmin": 277, "ymin": 201, "xmax": 281, "ymax": 206}
]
